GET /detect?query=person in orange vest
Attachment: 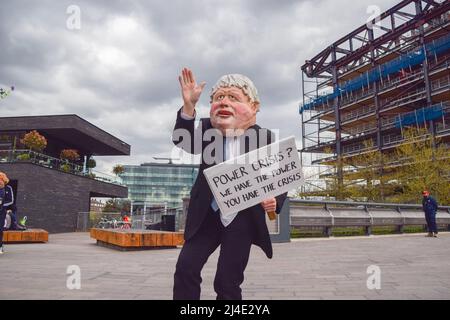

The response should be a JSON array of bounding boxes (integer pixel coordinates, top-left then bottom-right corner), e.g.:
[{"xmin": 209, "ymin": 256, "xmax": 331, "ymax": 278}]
[{"xmin": 122, "ymin": 214, "xmax": 131, "ymax": 229}]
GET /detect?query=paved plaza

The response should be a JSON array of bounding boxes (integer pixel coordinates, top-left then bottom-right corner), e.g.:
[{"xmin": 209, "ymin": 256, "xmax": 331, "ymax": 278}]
[{"xmin": 1, "ymin": 232, "xmax": 449, "ymax": 300}]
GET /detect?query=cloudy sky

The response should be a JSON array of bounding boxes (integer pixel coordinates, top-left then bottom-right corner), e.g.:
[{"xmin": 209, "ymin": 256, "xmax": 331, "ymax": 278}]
[{"xmin": 0, "ymin": 0, "xmax": 398, "ymax": 174}]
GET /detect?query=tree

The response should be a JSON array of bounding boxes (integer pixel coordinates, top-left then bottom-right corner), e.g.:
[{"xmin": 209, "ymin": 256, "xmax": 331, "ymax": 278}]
[
  {"xmin": 390, "ymin": 128, "xmax": 450, "ymax": 205},
  {"xmin": 87, "ymin": 158, "xmax": 96, "ymax": 170},
  {"xmin": 112, "ymin": 164, "xmax": 125, "ymax": 176},
  {"xmin": 103, "ymin": 199, "xmax": 131, "ymax": 213},
  {"xmin": 0, "ymin": 86, "xmax": 14, "ymax": 99},
  {"xmin": 20, "ymin": 130, "xmax": 47, "ymax": 152},
  {"xmin": 59, "ymin": 149, "xmax": 80, "ymax": 173},
  {"xmin": 296, "ymin": 147, "xmax": 342, "ymax": 199},
  {"xmin": 341, "ymin": 139, "xmax": 390, "ymax": 202},
  {"xmin": 313, "ymin": 128, "xmax": 450, "ymax": 205},
  {"xmin": 60, "ymin": 149, "xmax": 80, "ymax": 162}
]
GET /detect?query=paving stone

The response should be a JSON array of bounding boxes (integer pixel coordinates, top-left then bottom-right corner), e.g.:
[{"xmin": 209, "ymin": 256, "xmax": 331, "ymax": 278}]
[{"xmin": 1, "ymin": 232, "xmax": 449, "ymax": 299}]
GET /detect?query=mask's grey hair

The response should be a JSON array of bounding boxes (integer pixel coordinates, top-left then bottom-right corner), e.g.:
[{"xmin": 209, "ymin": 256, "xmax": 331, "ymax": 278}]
[{"xmin": 210, "ymin": 74, "xmax": 260, "ymax": 104}]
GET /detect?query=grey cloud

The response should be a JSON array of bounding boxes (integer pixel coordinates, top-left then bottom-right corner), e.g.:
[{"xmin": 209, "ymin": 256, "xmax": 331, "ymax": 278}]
[{"xmin": 0, "ymin": 0, "xmax": 398, "ymax": 172}]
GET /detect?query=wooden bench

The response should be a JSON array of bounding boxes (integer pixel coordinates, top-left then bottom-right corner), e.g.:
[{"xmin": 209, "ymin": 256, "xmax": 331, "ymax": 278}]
[
  {"xmin": 90, "ymin": 228, "xmax": 184, "ymax": 251},
  {"xmin": 3, "ymin": 229, "xmax": 49, "ymax": 243}
]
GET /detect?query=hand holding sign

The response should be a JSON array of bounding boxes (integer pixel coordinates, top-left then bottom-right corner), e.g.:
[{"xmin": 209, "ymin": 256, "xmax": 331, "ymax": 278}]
[
  {"xmin": 261, "ymin": 197, "xmax": 277, "ymax": 220},
  {"xmin": 204, "ymin": 136, "xmax": 304, "ymax": 219}
]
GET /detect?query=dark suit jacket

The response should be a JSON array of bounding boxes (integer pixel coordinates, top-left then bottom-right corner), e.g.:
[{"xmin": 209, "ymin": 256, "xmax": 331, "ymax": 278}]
[
  {"xmin": 173, "ymin": 108, "xmax": 287, "ymax": 258},
  {"xmin": 0, "ymin": 188, "xmax": 5, "ymax": 211},
  {"xmin": 422, "ymin": 196, "xmax": 438, "ymax": 214}
]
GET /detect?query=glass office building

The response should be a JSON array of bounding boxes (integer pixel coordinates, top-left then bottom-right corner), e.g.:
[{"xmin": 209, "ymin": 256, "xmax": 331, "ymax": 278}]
[{"xmin": 121, "ymin": 162, "xmax": 199, "ymax": 209}]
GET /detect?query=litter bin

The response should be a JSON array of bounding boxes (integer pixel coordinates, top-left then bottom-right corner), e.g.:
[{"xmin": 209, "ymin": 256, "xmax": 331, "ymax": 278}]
[{"xmin": 161, "ymin": 215, "xmax": 175, "ymax": 231}]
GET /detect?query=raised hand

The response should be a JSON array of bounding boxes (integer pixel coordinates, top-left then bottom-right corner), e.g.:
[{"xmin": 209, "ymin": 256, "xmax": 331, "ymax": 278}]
[{"xmin": 179, "ymin": 68, "xmax": 206, "ymax": 117}]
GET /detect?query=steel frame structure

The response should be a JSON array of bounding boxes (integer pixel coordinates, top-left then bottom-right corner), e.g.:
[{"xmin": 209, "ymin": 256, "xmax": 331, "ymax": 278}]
[{"xmin": 300, "ymin": 0, "xmax": 450, "ymax": 192}]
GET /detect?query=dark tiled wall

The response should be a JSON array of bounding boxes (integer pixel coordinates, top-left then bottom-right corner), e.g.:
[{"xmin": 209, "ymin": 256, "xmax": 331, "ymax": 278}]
[{"xmin": 0, "ymin": 163, "xmax": 127, "ymax": 233}]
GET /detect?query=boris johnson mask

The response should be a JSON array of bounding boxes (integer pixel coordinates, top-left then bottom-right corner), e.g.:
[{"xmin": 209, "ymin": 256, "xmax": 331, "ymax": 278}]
[{"xmin": 209, "ymin": 74, "xmax": 260, "ymax": 137}]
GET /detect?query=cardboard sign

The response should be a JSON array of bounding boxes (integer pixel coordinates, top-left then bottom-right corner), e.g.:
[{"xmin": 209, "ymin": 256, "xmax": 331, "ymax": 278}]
[{"xmin": 204, "ymin": 136, "xmax": 303, "ymax": 217}]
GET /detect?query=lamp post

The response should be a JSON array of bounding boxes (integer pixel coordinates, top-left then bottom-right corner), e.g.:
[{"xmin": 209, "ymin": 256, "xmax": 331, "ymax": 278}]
[{"xmin": 83, "ymin": 155, "xmax": 87, "ymax": 174}]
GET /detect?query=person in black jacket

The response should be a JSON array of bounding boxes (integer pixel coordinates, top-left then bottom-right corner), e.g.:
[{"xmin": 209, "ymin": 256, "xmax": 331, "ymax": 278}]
[
  {"xmin": 0, "ymin": 172, "xmax": 25, "ymax": 231},
  {"xmin": 172, "ymin": 68, "xmax": 287, "ymax": 300},
  {"xmin": 422, "ymin": 190, "xmax": 439, "ymax": 237}
]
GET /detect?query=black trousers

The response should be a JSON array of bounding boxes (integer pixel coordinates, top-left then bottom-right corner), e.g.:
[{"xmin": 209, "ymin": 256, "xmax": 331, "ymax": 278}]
[
  {"xmin": 425, "ymin": 211, "xmax": 438, "ymax": 233},
  {"xmin": 0, "ymin": 209, "xmax": 6, "ymax": 247},
  {"xmin": 173, "ymin": 207, "xmax": 254, "ymax": 300}
]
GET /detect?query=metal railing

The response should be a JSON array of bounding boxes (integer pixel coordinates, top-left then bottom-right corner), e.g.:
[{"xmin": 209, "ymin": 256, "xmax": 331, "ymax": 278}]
[
  {"xmin": 0, "ymin": 149, "xmax": 123, "ymax": 186},
  {"xmin": 290, "ymin": 199, "xmax": 450, "ymax": 236},
  {"xmin": 380, "ymin": 75, "xmax": 450, "ymax": 111},
  {"xmin": 340, "ymin": 87, "xmax": 375, "ymax": 107},
  {"xmin": 342, "ymin": 139, "xmax": 377, "ymax": 155},
  {"xmin": 341, "ymin": 105, "xmax": 376, "ymax": 122},
  {"xmin": 76, "ymin": 212, "xmax": 126, "ymax": 232},
  {"xmin": 76, "ymin": 209, "xmax": 183, "ymax": 232},
  {"xmin": 381, "ymin": 116, "xmax": 399, "ymax": 129},
  {"xmin": 343, "ymin": 121, "xmax": 377, "ymax": 137},
  {"xmin": 129, "ymin": 202, "xmax": 183, "ymax": 231}
]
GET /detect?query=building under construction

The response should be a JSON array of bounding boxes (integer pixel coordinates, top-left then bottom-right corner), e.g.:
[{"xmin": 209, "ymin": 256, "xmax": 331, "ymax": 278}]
[{"xmin": 299, "ymin": 0, "xmax": 450, "ymax": 194}]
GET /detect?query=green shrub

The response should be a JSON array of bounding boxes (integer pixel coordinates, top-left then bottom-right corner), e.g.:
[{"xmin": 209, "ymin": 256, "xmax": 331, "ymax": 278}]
[
  {"xmin": 60, "ymin": 163, "xmax": 71, "ymax": 172},
  {"xmin": 87, "ymin": 158, "xmax": 96, "ymax": 169},
  {"xmin": 17, "ymin": 153, "xmax": 30, "ymax": 161}
]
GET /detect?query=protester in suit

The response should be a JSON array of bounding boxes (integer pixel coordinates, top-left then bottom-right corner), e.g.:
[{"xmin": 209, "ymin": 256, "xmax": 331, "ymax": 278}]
[{"xmin": 172, "ymin": 68, "xmax": 287, "ymax": 300}]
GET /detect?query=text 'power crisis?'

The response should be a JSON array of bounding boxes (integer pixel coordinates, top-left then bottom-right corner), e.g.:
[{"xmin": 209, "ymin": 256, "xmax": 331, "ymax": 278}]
[{"xmin": 204, "ymin": 136, "xmax": 304, "ymax": 216}]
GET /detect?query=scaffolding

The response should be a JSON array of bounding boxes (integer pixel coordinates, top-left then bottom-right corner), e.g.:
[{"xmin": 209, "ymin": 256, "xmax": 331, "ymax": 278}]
[
  {"xmin": 299, "ymin": 0, "xmax": 450, "ymax": 195},
  {"xmin": 300, "ymin": 33, "xmax": 450, "ymax": 114}
]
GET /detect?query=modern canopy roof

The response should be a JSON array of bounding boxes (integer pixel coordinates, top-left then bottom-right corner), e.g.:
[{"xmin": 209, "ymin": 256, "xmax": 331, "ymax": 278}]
[{"xmin": 0, "ymin": 114, "xmax": 130, "ymax": 156}]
